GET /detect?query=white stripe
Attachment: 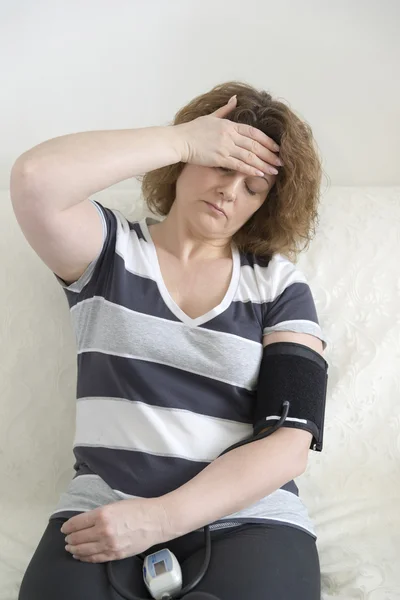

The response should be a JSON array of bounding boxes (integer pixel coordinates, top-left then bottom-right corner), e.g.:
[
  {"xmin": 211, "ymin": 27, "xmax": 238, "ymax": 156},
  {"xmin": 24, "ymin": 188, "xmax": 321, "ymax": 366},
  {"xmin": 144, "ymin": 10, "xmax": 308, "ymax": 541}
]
[
  {"xmin": 112, "ymin": 212, "xmax": 159, "ymax": 281},
  {"xmin": 234, "ymin": 255, "xmax": 307, "ymax": 304},
  {"xmin": 263, "ymin": 319, "xmax": 327, "ymax": 348},
  {"xmin": 71, "ymin": 297, "xmax": 263, "ymax": 390},
  {"xmin": 90, "ymin": 199, "xmax": 108, "ymax": 245},
  {"xmin": 74, "ymin": 398, "xmax": 253, "ymax": 462},
  {"xmin": 265, "ymin": 416, "xmax": 309, "ymax": 425},
  {"xmin": 112, "ymin": 488, "xmax": 140, "ymax": 500}
]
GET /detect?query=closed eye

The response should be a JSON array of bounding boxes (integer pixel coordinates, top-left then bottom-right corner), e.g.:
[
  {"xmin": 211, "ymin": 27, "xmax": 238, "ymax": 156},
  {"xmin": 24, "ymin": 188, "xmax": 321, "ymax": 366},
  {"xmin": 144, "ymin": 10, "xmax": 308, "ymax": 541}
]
[
  {"xmin": 245, "ymin": 185, "xmax": 257, "ymax": 196},
  {"xmin": 217, "ymin": 167, "xmax": 258, "ymax": 196}
]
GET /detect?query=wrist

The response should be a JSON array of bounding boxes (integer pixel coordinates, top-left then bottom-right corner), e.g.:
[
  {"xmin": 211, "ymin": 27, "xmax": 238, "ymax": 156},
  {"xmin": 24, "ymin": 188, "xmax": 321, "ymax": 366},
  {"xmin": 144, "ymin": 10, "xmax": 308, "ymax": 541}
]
[
  {"xmin": 164, "ymin": 123, "xmax": 190, "ymax": 164},
  {"xmin": 155, "ymin": 493, "xmax": 185, "ymax": 543},
  {"xmin": 128, "ymin": 496, "xmax": 173, "ymax": 547}
]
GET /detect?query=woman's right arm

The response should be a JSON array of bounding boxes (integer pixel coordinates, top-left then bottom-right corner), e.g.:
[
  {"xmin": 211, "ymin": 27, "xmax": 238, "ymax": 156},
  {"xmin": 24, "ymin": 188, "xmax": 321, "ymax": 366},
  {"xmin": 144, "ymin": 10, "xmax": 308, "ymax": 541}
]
[
  {"xmin": 10, "ymin": 127, "xmax": 182, "ymax": 284},
  {"xmin": 10, "ymin": 97, "xmax": 281, "ymax": 285}
]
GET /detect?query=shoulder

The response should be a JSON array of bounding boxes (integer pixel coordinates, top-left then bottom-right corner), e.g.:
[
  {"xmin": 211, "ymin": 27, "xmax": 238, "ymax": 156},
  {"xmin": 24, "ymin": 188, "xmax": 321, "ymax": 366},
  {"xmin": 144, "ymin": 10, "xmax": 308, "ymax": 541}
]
[
  {"xmin": 239, "ymin": 250, "xmax": 308, "ymax": 303},
  {"xmin": 92, "ymin": 201, "xmax": 144, "ymax": 237},
  {"xmin": 247, "ymin": 252, "xmax": 328, "ymax": 351},
  {"xmin": 92, "ymin": 202, "xmax": 163, "ymax": 251}
]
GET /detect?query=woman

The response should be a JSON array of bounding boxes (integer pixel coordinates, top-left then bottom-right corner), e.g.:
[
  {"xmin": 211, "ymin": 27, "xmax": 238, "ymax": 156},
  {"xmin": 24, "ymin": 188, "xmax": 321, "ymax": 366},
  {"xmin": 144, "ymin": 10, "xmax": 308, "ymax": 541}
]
[{"xmin": 12, "ymin": 80, "xmax": 326, "ymax": 599}]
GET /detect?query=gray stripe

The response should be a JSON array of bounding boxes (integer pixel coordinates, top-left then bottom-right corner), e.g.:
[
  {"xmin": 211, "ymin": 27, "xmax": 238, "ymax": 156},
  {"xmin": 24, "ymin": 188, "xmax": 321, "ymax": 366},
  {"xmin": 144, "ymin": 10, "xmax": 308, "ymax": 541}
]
[
  {"xmin": 74, "ymin": 446, "xmax": 299, "ymax": 498},
  {"xmin": 104, "ymin": 259, "xmax": 181, "ymax": 321},
  {"xmin": 264, "ymin": 281, "xmax": 319, "ymax": 325},
  {"xmin": 77, "ymin": 352, "xmax": 255, "ymax": 423},
  {"xmin": 70, "ymin": 447, "xmax": 298, "ymax": 500},
  {"xmin": 71, "ymin": 297, "xmax": 263, "ymax": 391},
  {"xmin": 71, "ymin": 447, "xmax": 211, "ymax": 497},
  {"xmin": 50, "ymin": 474, "xmax": 314, "ymax": 537}
]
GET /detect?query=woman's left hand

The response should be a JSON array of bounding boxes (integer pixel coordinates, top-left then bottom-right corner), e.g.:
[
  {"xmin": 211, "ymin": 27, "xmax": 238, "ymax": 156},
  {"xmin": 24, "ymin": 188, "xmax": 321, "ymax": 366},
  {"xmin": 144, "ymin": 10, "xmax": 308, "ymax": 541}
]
[{"xmin": 61, "ymin": 497, "xmax": 168, "ymax": 563}]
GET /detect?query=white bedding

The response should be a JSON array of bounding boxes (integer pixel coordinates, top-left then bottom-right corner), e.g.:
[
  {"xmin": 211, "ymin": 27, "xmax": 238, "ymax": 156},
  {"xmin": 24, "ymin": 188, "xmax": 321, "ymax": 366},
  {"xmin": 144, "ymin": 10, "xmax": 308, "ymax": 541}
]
[{"xmin": 1, "ymin": 186, "xmax": 399, "ymax": 599}]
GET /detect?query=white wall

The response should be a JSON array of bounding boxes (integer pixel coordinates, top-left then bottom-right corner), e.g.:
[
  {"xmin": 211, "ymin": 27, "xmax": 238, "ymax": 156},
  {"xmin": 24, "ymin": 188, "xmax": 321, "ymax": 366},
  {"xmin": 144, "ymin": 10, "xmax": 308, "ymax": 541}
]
[{"xmin": 1, "ymin": 0, "xmax": 399, "ymax": 189}]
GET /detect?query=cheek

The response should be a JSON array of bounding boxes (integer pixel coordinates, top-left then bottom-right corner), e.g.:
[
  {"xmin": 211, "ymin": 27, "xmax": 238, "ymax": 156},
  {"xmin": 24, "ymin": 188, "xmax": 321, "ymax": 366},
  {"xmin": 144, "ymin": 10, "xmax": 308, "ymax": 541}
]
[
  {"xmin": 176, "ymin": 166, "xmax": 211, "ymax": 196},
  {"xmin": 239, "ymin": 195, "xmax": 266, "ymax": 218}
]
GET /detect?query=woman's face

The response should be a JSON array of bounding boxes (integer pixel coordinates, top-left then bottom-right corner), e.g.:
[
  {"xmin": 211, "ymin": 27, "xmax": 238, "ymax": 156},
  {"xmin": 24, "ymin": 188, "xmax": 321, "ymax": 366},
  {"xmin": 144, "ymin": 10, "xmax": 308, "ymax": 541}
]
[{"xmin": 174, "ymin": 164, "xmax": 276, "ymax": 242}]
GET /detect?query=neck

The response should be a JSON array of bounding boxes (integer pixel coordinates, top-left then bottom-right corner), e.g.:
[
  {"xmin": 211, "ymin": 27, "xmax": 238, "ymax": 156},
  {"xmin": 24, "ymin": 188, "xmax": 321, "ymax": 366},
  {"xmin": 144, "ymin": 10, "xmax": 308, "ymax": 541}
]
[{"xmin": 150, "ymin": 207, "xmax": 232, "ymax": 263}]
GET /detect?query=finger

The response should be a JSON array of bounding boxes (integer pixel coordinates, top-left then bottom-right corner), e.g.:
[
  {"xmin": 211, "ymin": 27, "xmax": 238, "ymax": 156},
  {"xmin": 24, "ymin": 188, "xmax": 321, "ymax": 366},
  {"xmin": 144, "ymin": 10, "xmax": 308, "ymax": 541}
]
[
  {"xmin": 66, "ymin": 541, "xmax": 103, "ymax": 557},
  {"xmin": 235, "ymin": 135, "xmax": 283, "ymax": 169},
  {"xmin": 212, "ymin": 95, "xmax": 237, "ymax": 118},
  {"xmin": 72, "ymin": 552, "xmax": 110, "ymax": 563},
  {"xmin": 221, "ymin": 157, "xmax": 269, "ymax": 178},
  {"xmin": 236, "ymin": 122, "xmax": 280, "ymax": 154},
  {"xmin": 230, "ymin": 146, "xmax": 280, "ymax": 176},
  {"xmin": 61, "ymin": 511, "xmax": 97, "ymax": 535},
  {"xmin": 65, "ymin": 528, "xmax": 99, "ymax": 547}
]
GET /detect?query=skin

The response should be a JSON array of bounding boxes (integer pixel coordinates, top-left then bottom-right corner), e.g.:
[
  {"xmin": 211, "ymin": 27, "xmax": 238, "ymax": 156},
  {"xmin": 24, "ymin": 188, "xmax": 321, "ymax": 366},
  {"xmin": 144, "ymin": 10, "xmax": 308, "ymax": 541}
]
[{"xmin": 149, "ymin": 164, "xmax": 277, "ymax": 261}]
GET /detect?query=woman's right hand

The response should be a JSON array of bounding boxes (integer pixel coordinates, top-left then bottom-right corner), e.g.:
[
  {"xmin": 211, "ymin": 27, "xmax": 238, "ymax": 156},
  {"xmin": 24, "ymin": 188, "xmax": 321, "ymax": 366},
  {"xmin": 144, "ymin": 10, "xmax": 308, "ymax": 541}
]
[{"xmin": 174, "ymin": 95, "xmax": 283, "ymax": 177}]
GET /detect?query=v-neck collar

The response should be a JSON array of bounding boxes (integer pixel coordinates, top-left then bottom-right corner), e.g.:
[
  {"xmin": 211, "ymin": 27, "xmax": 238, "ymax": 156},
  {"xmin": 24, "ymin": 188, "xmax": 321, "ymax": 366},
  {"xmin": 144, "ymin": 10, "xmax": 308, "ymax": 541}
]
[{"xmin": 139, "ymin": 217, "xmax": 240, "ymax": 327}]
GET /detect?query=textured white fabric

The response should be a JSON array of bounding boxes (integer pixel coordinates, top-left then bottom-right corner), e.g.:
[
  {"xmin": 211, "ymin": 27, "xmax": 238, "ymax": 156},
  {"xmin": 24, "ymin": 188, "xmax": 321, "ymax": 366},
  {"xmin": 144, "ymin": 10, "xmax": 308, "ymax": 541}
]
[{"xmin": 1, "ymin": 186, "xmax": 399, "ymax": 599}]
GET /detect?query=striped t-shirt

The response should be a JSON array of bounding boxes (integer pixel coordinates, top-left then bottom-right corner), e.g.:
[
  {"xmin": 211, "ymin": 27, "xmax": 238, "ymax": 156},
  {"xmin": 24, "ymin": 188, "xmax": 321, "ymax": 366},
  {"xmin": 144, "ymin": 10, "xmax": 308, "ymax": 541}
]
[{"xmin": 51, "ymin": 199, "xmax": 327, "ymax": 540}]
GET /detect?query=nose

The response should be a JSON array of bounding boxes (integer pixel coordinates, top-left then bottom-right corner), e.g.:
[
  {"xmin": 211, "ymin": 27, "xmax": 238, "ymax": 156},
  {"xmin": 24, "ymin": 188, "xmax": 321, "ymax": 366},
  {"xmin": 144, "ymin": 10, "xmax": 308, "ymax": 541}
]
[{"xmin": 217, "ymin": 172, "xmax": 243, "ymax": 202}]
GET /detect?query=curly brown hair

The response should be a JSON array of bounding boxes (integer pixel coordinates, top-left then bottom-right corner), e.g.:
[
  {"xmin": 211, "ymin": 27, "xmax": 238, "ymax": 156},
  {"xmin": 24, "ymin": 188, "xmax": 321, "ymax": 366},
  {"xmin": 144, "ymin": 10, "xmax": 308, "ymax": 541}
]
[{"xmin": 140, "ymin": 81, "xmax": 324, "ymax": 262}]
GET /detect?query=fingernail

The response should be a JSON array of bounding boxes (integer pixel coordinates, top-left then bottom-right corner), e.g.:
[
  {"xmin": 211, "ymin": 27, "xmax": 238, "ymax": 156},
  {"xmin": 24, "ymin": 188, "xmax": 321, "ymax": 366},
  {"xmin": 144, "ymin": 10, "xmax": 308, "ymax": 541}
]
[
  {"xmin": 72, "ymin": 555, "xmax": 79, "ymax": 560},
  {"xmin": 229, "ymin": 95, "xmax": 237, "ymax": 103},
  {"xmin": 270, "ymin": 167, "xmax": 279, "ymax": 175},
  {"xmin": 276, "ymin": 158, "xmax": 284, "ymax": 166}
]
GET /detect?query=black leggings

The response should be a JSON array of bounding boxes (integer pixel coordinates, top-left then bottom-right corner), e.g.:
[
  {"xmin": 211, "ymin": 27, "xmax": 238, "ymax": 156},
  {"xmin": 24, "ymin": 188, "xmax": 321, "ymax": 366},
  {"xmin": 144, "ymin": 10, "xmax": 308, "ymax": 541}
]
[{"xmin": 18, "ymin": 515, "xmax": 321, "ymax": 600}]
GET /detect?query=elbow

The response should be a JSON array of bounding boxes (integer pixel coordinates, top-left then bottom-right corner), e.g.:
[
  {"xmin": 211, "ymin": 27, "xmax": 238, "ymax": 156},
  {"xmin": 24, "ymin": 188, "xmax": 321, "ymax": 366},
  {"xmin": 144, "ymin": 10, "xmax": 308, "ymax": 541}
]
[
  {"xmin": 11, "ymin": 151, "xmax": 38, "ymax": 176},
  {"xmin": 295, "ymin": 439, "xmax": 311, "ymax": 476},
  {"xmin": 275, "ymin": 427, "xmax": 311, "ymax": 476},
  {"xmin": 287, "ymin": 449, "xmax": 308, "ymax": 480},
  {"xmin": 10, "ymin": 155, "xmax": 45, "ymax": 206},
  {"xmin": 11, "ymin": 153, "xmax": 40, "ymax": 183},
  {"xmin": 296, "ymin": 453, "xmax": 309, "ymax": 476}
]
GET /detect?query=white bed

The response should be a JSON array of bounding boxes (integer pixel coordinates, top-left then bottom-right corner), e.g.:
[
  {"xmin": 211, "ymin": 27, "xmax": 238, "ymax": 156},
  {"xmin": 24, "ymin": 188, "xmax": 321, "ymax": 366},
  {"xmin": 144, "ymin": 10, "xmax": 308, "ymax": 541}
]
[{"xmin": 1, "ymin": 186, "xmax": 399, "ymax": 599}]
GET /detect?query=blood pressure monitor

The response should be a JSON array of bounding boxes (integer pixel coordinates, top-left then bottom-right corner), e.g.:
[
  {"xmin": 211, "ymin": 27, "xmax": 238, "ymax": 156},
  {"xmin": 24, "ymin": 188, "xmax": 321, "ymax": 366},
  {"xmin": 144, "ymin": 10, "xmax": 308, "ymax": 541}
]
[{"xmin": 143, "ymin": 549, "xmax": 183, "ymax": 600}]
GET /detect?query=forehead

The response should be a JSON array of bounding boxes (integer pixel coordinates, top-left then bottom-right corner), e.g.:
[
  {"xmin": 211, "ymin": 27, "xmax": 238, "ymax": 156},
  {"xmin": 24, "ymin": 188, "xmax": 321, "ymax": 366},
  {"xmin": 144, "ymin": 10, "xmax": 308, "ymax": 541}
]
[{"xmin": 181, "ymin": 164, "xmax": 275, "ymax": 187}]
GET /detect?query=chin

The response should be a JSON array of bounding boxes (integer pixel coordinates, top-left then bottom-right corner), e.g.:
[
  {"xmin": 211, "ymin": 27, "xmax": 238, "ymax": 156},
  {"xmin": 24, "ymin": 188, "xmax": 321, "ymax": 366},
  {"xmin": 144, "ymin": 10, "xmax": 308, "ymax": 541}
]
[{"xmin": 192, "ymin": 211, "xmax": 226, "ymax": 235}]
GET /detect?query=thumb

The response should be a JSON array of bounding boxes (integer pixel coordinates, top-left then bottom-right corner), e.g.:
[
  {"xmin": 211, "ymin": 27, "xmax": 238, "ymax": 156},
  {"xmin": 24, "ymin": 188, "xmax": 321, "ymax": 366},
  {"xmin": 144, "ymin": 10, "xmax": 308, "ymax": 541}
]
[{"xmin": 212, "ymin": 95, "xmax": 237, "ymax": 118}]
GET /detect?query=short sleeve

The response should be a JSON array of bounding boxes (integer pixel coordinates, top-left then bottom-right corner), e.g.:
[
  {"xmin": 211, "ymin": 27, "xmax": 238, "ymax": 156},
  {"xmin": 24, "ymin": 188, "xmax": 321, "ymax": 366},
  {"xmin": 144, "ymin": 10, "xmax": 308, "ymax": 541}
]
[
  {"xmin": 54, "ymin": 199, "xmax": 121, "ymax": 300},
  {"xmin": 262, "ymin": 255, "xmax": 328, "ymax": 351}
]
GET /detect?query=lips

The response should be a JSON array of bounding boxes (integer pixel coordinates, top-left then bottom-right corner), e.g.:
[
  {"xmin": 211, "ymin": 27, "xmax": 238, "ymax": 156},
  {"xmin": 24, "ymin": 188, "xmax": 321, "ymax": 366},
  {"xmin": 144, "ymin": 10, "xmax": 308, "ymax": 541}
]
[{"xmin": 204, "ymin": 201, "xmax": 226, "ymax": 217}]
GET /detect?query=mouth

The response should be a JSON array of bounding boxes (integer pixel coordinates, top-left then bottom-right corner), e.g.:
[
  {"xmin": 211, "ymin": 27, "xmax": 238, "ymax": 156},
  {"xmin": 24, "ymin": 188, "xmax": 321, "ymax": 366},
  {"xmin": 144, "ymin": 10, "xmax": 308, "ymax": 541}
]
[{"xmin": 204, "ymin": 201, "xmax": 227, "ymax": 217}]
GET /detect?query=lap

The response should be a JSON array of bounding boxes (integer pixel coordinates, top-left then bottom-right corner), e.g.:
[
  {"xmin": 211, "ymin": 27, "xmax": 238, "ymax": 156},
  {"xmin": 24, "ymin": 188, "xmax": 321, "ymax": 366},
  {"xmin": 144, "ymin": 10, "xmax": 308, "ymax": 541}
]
[
  {"xmin": 18, "ymin": 516, "xmax": 148, "ymax": 600},
  {"xmin": 18, "ymin": 516, "xmax": 320, "ymax": 600},
  {"xmin": 179, "ymin": 523, "xmax": 321, "ymax": 600}
]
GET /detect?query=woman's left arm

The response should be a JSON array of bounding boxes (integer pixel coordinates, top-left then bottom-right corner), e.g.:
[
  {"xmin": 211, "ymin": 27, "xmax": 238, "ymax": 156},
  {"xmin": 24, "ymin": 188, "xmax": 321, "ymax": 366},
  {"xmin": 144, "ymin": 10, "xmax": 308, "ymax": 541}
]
[
  {"xmin": 62, "ymin": 331, "xmax": 323, "ymax": 562},
  {"xmin": 160, "ymin": 332, "xmax": 323, "ymax": 541}
]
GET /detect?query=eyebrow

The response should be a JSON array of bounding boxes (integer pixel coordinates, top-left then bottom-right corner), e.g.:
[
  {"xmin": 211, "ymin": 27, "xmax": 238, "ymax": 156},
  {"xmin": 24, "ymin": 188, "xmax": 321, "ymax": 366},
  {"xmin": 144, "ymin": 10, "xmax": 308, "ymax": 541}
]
[
  {"xmin": 259, "ymin": 175, "xmax": 274, "ymax": 191},
  {"xmin": 255, "ymin": 174, "xmax": 272, "ymax": 186}
]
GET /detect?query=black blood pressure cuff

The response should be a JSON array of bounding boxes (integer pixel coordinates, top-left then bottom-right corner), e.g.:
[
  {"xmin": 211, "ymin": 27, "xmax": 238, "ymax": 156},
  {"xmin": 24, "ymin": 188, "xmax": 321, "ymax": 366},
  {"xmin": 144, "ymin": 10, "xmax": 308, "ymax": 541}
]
[{"xmin": 253, "ymin": 342, "xmax": 328, "ymax": 451}]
